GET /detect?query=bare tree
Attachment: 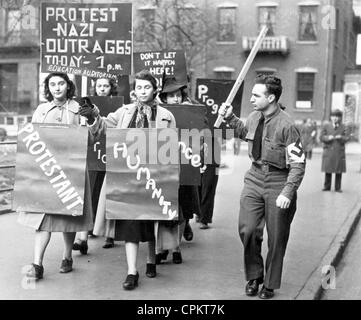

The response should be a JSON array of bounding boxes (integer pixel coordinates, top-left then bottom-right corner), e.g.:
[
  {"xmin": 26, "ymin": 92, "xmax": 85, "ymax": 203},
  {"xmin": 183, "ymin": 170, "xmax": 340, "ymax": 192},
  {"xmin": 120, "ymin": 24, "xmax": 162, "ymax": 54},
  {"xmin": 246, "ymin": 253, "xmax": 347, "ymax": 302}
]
[{"xmin": 133, "ymin": 0, "xmax": 218, "ymax": 73}]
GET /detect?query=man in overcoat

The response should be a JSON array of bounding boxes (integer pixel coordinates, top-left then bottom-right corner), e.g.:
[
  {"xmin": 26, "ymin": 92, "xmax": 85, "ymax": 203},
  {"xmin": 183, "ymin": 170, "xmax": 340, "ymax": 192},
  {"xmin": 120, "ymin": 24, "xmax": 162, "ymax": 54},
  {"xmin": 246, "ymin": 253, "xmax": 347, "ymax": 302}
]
[{"xmin": 320, "ymin": 109, "xmax": 349, "ymax": 192}]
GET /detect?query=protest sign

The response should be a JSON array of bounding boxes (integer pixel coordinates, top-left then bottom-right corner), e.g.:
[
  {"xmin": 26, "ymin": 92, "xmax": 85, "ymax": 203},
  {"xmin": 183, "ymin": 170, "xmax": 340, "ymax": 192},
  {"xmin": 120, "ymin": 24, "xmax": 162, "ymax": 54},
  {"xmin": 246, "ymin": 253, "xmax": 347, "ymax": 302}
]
[
  {"xmin": 13, "ymin": 124, "xmax": 88, "ymax": 216},
  {"xmin": 163, "ymin": 104, "xmax": 207, "ymax": 185},
  {"xmin": 76, "ymin": 96, "xmax": 124, "ymax": 172},
  {"xmin": 133, "ymin": 50, "xmax": 187, "ymax": 88},
  {"xmin": 75, "ymin": 96, "xmax": 124, "ymax": 117},
  {"xmin": 41, "ymin": 2, "xmax": 132, "ymax": 79},
  {"xmin": 195, "ymin": 78, "xmax": 243, "ymax": 139},
  {"xmin": 105, "ymin": 128, "xmax": 179, "ymax": 220},
  {"xmin": 117, "ymin": 75, "xmax": 131, "ymax": 104}
]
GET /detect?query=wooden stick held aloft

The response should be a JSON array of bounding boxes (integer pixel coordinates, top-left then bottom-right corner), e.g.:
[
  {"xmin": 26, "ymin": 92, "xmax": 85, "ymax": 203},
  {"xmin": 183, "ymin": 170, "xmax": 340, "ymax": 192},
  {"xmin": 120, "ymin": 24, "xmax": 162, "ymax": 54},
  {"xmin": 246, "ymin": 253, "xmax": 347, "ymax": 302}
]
[{"xmin": 214, "ymin": 26, "xmax": 268, "ymax": 128}]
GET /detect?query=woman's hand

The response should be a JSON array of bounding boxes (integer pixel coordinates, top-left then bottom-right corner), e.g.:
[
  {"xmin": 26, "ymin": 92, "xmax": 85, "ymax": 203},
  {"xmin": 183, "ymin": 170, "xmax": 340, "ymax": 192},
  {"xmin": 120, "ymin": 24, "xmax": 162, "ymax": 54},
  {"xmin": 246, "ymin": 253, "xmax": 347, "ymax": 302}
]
[{"xmin": 79, "ymin": 97, "xmax": 98, "ymax": 124}]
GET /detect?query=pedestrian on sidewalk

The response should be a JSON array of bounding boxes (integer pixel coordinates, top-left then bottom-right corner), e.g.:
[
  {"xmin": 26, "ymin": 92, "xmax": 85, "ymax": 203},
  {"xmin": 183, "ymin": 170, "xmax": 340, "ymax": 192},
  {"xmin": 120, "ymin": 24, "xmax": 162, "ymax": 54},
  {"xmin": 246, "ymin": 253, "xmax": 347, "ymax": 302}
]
[
  {"xmin": 218, "ymin": 75, "xmax": 305, "ymax": 299},
  {"xmin": 300, "ymin": 118, "xmax": 317, "ymax": 160},
  {"xmin": 197, "ymin": 132, "xmax": 221, "ymax": 230},
  {"xmin": 73, "ymin": 78, "xmax": 119, "ymax": 254},
  {"xmin": 155, "ymin": 76, "xmax": 201, "ymax": 265},
  {"xmin": 80, "ymin": 70, "xmax": 176, "ymax": 290},
  {"xmin": 18, "ymin": 72, "xmax": 94, "ymax": 280},
  {"xmin": 320, "ymin": 109, "xmax": 350, "ymax": 192}
]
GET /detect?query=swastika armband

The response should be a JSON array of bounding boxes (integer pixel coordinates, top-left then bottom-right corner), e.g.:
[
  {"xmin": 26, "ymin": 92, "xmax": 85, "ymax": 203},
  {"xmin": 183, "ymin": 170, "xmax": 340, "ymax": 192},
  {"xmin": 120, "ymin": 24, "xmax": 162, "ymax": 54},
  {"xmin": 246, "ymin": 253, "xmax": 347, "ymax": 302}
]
[{"xmin": 286, "ymin": 138, "xmax": 305, "ymax": 164}]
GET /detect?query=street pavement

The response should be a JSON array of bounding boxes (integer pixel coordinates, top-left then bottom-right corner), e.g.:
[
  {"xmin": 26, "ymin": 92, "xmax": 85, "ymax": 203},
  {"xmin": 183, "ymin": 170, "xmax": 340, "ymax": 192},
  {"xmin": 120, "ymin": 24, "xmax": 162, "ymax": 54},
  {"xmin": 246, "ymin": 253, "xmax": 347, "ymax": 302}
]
[
  {"xmin": 321, "ymin": 217, "xmax": 361, "ymax": 300},
  {"xmin": 0, "ymin": 143, "xmax": 361, "ymax": 300}
]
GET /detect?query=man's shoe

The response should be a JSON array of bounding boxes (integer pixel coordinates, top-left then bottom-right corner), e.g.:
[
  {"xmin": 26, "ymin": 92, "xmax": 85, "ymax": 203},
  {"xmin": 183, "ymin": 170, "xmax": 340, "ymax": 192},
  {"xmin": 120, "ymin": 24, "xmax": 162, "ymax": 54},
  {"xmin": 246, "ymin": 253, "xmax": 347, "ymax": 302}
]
[
  {"xmin": 258, "ymin": 286, "xmax": 274, "ymax": 299},
  {"xmin": 73, "ymin": 240, "xmax": 88, "ymax": 254},
  {"xmin": 245, "ymin": 277, "xmax": 263, "ymax": 296},
  {"xmin": 123, "ymin": 272, "xmax": 139, "ymax": 290},
  {"xmin": 145, "ymin": 263, "xmax": 157, "ymax": 278},
  {"xmin": 322, "ymin": 188, "xmax": 331, "ymax": 191},
  {"xmin": 199, "ymin": 223, "xmax": 209, "ymax": 230},
  {"xmin": 183, "ymin": 221, "xmax": 193, "ymax": 241},
  {"xmin": 59, "ymin": 258, "xmax": 73, "ymax": 273},
  {"xmin": 102, "ymin": 237, "xmax": 114, "ymax": 249},
  {"xmin": 335, "ymin": 189, "xmax": 343, "ymax": 193},
  {"xmin": 26, "ymin": 263, "xmax": 44, "ymax": 280},
  {"xmin": 172, "ymin": 251, "xmax": 182, "ymax": 264}
]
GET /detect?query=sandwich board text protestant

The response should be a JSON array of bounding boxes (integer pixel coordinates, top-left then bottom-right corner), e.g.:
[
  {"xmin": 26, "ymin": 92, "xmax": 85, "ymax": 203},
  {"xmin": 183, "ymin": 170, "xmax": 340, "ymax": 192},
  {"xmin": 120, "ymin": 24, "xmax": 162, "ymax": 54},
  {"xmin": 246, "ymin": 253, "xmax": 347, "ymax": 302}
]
[{"xmin": 13, "ymin": 124, "xmax": 88, "ymax": 216}]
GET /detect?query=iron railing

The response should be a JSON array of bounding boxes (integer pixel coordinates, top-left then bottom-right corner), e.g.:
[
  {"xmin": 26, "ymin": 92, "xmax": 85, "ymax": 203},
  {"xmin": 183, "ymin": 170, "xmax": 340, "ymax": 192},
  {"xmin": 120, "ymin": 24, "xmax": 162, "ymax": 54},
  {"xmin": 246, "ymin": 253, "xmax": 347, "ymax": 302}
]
[{"xmin": 0, "ymin": 140, "xmax": 16, "ymax": 214}]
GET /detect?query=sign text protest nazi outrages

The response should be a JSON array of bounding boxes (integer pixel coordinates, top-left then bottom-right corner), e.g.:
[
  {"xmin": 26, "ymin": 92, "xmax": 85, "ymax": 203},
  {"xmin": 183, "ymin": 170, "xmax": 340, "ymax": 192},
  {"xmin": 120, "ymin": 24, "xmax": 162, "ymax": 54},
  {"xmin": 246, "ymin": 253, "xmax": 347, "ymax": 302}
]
[{"xmin": 41, "ymin": 3, "xmax": 132, "ymax": 79}]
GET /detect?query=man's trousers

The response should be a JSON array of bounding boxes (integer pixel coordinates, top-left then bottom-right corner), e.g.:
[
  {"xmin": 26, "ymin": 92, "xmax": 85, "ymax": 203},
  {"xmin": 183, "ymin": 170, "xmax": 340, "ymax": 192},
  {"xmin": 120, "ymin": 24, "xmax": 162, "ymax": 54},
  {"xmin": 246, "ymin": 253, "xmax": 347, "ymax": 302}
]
[{"xmin": 238, "ymin": 167, "xmax": 297, "ymax": 289}]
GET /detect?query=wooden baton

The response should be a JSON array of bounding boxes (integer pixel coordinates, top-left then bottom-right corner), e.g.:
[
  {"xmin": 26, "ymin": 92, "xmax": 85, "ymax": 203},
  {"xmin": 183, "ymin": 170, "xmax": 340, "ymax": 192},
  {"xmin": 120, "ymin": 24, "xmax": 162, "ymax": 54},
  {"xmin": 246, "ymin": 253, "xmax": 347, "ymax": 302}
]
[{"xmin": 214, "ymin": 26, "xmax": 268, "ymax": 128}]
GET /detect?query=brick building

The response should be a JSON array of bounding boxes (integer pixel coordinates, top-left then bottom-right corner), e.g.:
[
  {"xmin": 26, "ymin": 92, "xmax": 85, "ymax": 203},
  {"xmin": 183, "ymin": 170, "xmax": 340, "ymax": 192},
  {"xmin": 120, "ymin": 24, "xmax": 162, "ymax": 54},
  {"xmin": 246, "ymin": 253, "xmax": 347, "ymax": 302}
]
[
  {"xmin": 199, "ymin": 0, "xmax": 360, "ymax": 124},
  {"xmin": 0, "ymin": 0, "xmax": 360, "ymax": 127}
]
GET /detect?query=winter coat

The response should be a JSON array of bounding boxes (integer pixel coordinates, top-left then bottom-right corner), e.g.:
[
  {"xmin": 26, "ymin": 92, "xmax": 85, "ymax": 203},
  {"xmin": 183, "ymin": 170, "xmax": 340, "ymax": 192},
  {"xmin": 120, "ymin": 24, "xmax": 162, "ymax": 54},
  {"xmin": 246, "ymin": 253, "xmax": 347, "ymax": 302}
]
[{"xmin": 320, "ymin": 122, "xmax": 349, "ymax": 173}]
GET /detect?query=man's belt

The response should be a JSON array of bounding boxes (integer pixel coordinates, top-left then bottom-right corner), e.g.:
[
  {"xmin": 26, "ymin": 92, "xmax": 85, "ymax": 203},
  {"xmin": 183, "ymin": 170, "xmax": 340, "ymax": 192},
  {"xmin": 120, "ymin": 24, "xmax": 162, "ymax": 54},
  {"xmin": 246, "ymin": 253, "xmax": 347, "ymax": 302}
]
[{"xmin": 252, "ymin": 163, "xmax": 289, "ymax": 173}]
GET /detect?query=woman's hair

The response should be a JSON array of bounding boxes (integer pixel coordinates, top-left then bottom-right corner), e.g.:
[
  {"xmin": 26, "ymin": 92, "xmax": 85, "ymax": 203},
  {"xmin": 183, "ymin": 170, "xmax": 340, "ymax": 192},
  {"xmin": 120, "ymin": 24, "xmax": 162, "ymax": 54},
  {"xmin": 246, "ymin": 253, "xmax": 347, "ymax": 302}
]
[
  {"xmin": 44, "ymin": 72, "xmax": 76, "ymax": 101},
  {"xmin": 159, "ymin": 86, "xmax": 189, "ymax": 104},
  {"xmin": 90, "ymin": 78, "xmax": 118, "ymax": 96},
  {"xmin": 132, "ymin": 70, "xmax": 158, "ymax": 91}
]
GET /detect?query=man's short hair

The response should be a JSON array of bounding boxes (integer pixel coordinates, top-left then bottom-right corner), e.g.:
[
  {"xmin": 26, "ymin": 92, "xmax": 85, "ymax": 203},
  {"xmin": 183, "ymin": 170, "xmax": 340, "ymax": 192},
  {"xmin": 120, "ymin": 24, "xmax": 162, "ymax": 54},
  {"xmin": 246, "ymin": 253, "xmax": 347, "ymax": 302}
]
[{"xmin": 255, "ymin": 74, "xmax": 282, "ymax": 102}]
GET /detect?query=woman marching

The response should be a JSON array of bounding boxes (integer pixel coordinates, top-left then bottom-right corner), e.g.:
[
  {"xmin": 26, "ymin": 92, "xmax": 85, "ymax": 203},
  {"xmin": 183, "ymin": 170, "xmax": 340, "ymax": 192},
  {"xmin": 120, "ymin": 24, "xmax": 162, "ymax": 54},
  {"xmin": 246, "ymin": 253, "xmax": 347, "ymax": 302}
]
[
  {"xmin": 73, "ymin": 78, "xmax": 118, "ymax": 253},
  {"xmin": 156, "ymin": 76, "xmax": 201, "ymax": 264},
  {"xmin": 18, "ymin": 72, "xmax": 94, "ymax": 280},
  {"xmin": 79, "ymin": 70, "xmax": 176, "ymax": 290}
]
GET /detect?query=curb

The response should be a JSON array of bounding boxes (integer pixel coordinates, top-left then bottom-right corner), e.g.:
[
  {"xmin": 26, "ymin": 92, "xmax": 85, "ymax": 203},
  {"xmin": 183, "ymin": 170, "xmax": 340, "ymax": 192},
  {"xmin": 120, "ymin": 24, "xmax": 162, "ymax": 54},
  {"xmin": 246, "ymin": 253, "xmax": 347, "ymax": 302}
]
[
  {"xmin": 0, "ymin": 209, "xmax": 12, "ymax": 215},
  {"xmin": 295, "ymin": 198, "xmax": 361, "ymax": 300}
]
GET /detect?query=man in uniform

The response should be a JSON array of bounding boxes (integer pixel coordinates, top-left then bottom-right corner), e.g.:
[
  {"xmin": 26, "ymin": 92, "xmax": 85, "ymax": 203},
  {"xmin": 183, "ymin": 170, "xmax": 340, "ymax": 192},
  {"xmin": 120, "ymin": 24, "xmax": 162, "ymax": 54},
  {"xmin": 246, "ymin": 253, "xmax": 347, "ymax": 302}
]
[{"xmin": 218, "ymin": 75, "xmax": 305, "ymax": 299}]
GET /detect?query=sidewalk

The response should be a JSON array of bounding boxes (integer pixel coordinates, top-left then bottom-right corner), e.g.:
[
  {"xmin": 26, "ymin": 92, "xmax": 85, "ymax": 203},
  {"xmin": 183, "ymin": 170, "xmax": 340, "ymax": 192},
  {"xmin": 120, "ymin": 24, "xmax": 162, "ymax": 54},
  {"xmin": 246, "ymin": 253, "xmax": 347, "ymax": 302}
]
[{"xmin": 0, "ymin": 150, "xmax": 360, "ymax": 299}]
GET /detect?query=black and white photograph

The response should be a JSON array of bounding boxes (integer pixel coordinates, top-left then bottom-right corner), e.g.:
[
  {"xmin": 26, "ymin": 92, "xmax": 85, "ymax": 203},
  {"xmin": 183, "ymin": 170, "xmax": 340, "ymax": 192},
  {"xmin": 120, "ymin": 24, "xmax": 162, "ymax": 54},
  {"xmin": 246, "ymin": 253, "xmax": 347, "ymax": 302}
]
[{"xmin": 1, "ymin": 0, "xmax": 361, "ymax": 310}]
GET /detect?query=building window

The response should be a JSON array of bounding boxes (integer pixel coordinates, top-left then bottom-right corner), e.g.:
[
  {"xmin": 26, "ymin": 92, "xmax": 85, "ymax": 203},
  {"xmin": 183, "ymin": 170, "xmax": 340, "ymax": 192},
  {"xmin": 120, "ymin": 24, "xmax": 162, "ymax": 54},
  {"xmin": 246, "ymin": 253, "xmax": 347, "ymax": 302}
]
[
  {"xmin": 213, "ymin": 66, "xmax": 234, "ymax": 79},
  {"xmin": 296, "ymin": 72, "xmax": 315, "ymax": 109},
  {"xmin": 176, "ymin": 6, "xmax": 197, "ymax": 45},
  {"xmin": 135, "ymin": 8, "xmax": 155, "ymax": 43},
  {"xmin": 258, "ymin": 6, "xmax": 276, "ymax": 36},
  {"xmin": 298, "ymin": 6, "xmax": 318, "ymax": 41},
  {"xmin": 0, "ymin": 64, "xmax": 18, "ymax": 112},
  {"xmin": 255, "ymin": 68, "xmax": 276, "ymax": 76},
  {"xmin": 217, "ymin": 7, "xmax": 236, "ymax": 42},
  {"xmin": 214, "ymin": 71, "xmax": 232, "ymax": 80},
  {"xmin": 5, "ymin": 9, "xmax": 21, "ymax": 44}
]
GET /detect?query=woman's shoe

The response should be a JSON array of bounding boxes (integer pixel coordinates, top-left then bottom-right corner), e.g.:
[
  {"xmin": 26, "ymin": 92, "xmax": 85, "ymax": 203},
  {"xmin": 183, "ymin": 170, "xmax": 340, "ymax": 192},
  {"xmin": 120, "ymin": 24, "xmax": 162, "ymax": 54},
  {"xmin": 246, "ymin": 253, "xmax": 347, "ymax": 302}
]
[
  {"xmin": 26, "ymin": 263, "xmax": 44, "ymax": 280},
  {"xmin": 145, "ymin": 263, "xmax": 157, "ymax": 278},
  {"xmin": 122, "ymin": 272, "xmax": 139, "ymax": 290},
  {"xmin": 172, "ymin": 251, "xmax": 182, "ymax": 264},
  {"xmin": 199, "ymin": 223, "xmax": 209, "ymax": 230},
  {"xmin": 155, "ymin": 250, "xmax": 169, "ymax": 264},
  {"xmin": 73, "ymin": 241, "xmax": 88, "ymax": 254},
  {"xmin": 59, "ymin": 258, "xmax": 73, "ymax": 273},
  {"xmin": 103, "ymin": 237, "xmax": 114, "ymax": 249},
  {"xmin": 183, "ymin": 221, "xmax": 193, "ymax": 241}
]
